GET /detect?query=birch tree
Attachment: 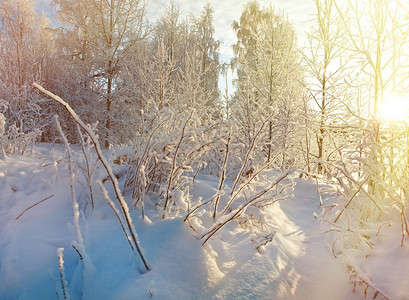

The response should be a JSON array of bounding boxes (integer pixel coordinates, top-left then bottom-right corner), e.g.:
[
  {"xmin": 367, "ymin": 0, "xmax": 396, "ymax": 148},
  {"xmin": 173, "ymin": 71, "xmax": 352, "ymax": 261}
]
[
  {"xmin": 190, "ymin": 3, "xmax": 221, "ymax": 108},
  {"xmin": 53, "ymin": 0, "xmax": 150, "ymax": 147},
  {"xmin": 231, "ymin": 1, "xmax": 304, "ymax": 167},
  {"xmin": 334, "ymin": 0, "xmax": 409, "ymax": 117},
  {"xmin": 332, "ymin": 0, "xmax": 409, "ymax": 197},
  {"xmin": 0, "ymin": 0, "xmax": 56, "ymax": 135},
  {"xmin": 304, "ymin": 0, "xmax": 352, "ymax": 173}
]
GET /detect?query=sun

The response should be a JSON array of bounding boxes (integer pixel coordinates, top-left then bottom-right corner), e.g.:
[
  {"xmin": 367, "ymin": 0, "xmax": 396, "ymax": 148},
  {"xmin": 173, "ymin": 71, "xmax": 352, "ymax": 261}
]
[{"xmin": 380, "ymin": 94, "xmax": 409, "ymax": 121}]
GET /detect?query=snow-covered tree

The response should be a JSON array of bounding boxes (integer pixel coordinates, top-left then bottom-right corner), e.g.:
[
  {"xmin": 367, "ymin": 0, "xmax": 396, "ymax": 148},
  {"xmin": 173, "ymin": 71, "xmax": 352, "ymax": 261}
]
[
  {"xmin": 190, "ymin": 3, "xmax": 221, "ymax": 108},
  {"xmin": 150, "ymin": 2, "xmax": 221, "ymax": 114},
  {"xmin": 303, "ymin": 0, "xmax": 353, "ymax": 173},
  {"xmin": 312, "ymin": 2, "xmax": 409, "ymax": 286},
  {"xmin": 0, "ymin": 0, "xmax": 55, "ymax": 134},
  {"xmin": 119, "ymin": 2, "xmax": 221, "ymax": 134},
  {"xmin": 0, "ymin": 0, "xmax": 68, "ymax": 147},
  {"xmin": 120, "ymin": 3, "xmax": 225, "ymax": 217},
  {"xmin": 53, "ymin": 0, "xmax": 150, "ymax": 147},
  {"xmin": 231, "ymin": 1, "xmax": 305, "ymax": 168},
  {"xmin": 335, "ymin": 0, "xmax": 409, "ymax": 117}
]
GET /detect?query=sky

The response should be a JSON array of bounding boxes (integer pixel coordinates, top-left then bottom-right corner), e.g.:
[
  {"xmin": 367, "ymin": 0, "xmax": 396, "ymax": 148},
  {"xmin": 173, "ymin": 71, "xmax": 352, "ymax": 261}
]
[
  {"xmin": 36, "ymin": 0, "xmax": 316, "ymax": 63},
  {"xmin": 145, "ymin": 0, "xmax": 316, "ymax": 63},
  {"xmin": 35, "ymin": 0, "xmax": 316, "ymax": 92}
]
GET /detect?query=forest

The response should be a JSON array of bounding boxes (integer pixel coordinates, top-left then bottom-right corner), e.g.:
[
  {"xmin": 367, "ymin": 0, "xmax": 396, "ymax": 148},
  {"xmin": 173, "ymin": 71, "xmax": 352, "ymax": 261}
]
[{"xmin": 1, "ymin": 0, "xmax": 409, "ymax": 299}]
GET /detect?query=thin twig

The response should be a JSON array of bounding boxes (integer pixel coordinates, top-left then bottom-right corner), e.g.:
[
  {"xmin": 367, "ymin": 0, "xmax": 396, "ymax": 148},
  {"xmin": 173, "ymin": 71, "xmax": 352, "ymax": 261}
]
[
  {"xmin": 72, "ymin": 242, "xmax": 83, "ymax": 261},
  {"xmin": 213, "ymin": 131, "xmax": 231, "ymax": 220},
  {"xmin": 15, "ymin": 194, "xmax": 54, "ymax": 220},
  {"xmin": 201, "ymin": 172, "xmax": 291, "ymax": 245}
]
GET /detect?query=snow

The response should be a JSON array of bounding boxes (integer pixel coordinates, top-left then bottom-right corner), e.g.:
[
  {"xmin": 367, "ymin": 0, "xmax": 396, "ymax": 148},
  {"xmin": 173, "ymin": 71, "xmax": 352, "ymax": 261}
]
[
  {"xmin": 0, "ymin": 144, "xmax": 407, "ymax": 299},
  {"xmin": 280, "ymin": 179, "xmax": 357, "ymax": 300}
]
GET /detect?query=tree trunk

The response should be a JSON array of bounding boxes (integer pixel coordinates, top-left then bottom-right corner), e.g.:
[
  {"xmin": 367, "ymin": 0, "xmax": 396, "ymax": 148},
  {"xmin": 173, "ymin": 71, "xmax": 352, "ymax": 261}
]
[{"xmin": 105, "ymin": 64, "xmax": 112, "ymax": 148}]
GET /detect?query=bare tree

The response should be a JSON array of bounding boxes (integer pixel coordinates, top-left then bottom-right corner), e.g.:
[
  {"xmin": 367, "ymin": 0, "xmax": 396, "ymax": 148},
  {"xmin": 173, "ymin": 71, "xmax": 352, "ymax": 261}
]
[
  {"xmin": 334, "ymin": 0, "xmax": 409, "ymax": 117},
  {"xmin": 304, "ymin": 0, "xmax": 352, "ymax": 173}
]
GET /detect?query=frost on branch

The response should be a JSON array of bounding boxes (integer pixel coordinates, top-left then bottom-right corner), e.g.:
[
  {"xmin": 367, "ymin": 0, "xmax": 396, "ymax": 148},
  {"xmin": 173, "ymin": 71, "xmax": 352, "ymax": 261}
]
[
  {"xmin": 319, "ymin": 116, "xmax": 409, "ymax": 299},
  {"xmin": 0, "ymin": 111, "xmax": 40, "ymax": 155},
  {"xmin": 0, "ymin": 113, "xmax": 5, "ymax": 136},
  {"xmin": 196, "ymin": 171, "xmax": 294, "ymax": 246},
  {"xmin": 33, "ymin": 83, "xmax": 150, "ymax": 272},
  {"xmin": 56, "ymin": 248, "xmax": 70, "ymax": 300},
  {"xmin": 124, "ymin": 106, "xmax": 224, "ymax": 219}
]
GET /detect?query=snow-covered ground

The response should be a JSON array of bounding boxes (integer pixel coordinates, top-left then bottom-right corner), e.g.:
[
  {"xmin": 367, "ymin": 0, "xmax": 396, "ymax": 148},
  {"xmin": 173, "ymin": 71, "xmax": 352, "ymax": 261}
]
[{"xmin": 0, "ymin": 144, "xmax": 406, "ymax": 299}]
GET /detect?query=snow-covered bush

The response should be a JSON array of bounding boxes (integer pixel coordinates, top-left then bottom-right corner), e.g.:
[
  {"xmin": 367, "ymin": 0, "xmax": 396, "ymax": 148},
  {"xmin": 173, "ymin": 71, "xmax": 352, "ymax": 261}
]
[
  {"xmin": 123, "ymin": 102, "xmax": 296, "ymax": 245},
  {"xmin": 320, "ymin": 118, "xmax": 409, "ymax": 298},
  {"xmin": 0, "ymin": 123, "xmax": 41, "ymax": 155},
  {"xmin": 185, "ymin": 118, "xmax": 295, "ymax": 246},
  {"xmin": 324, "ymin": 118, "xmax": 409, "ymax": 243},
  {"xmin": 124, "ymin": 106, "xmax": 225, "ymax": 219},
  {"xmin": 193, "ymin": 170, "xmax": 295, "ymax": 246},
  {"xmin": 0, "ymin": 94, "xmax": 44, "ymax": 155}
]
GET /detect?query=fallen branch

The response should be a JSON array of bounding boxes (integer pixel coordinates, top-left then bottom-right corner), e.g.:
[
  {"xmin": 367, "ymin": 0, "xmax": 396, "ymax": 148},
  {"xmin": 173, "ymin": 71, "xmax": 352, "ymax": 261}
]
[
  {"xmin": 251, "ymin": 231, "xmax": 276, "ymax": 251},
  {"xmin": 33, "ymin": 82, "xmax": 150, "ymax": 272}
]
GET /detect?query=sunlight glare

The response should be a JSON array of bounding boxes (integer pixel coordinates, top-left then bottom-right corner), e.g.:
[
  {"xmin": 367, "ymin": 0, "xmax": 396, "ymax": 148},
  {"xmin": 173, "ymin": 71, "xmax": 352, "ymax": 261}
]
[{"xmin": 380, "ymin": 95, "xmax": 409, "ymax": 121}]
